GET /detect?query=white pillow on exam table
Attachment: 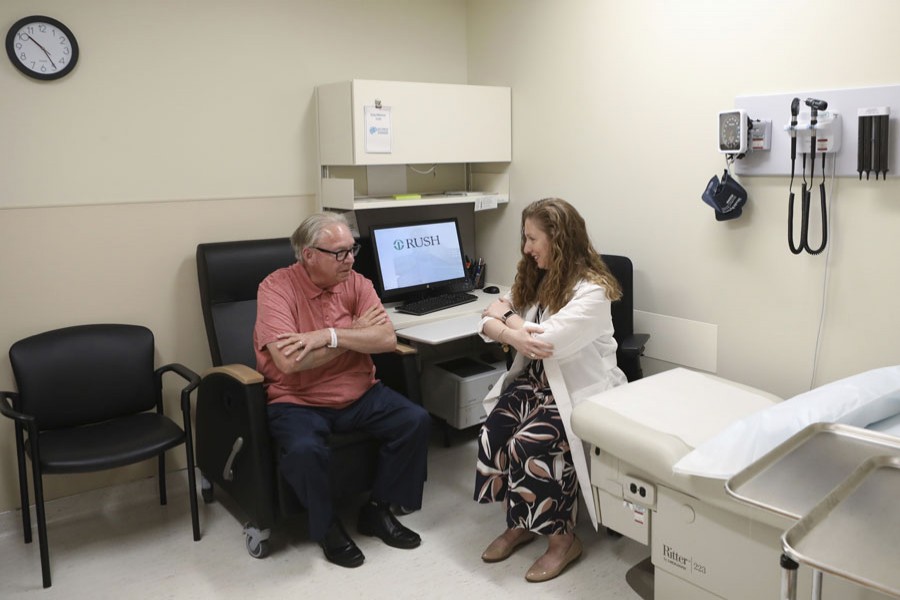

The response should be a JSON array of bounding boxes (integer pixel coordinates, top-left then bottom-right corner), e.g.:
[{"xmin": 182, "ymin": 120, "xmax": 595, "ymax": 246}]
[{"xmin": 672, "ymin": 365, "xmax": 900, "ymax": 479}]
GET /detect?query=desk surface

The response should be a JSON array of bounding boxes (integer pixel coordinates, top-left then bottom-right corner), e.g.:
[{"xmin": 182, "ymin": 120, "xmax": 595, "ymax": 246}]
[{"xmin": 389, "ymin": 285, "xmax": 508, "ymax": 344}]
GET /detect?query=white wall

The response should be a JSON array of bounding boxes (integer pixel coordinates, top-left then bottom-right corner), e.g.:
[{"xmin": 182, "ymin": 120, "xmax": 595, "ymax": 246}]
[
  {"xmin": 0, "ymin": 0, "xmax": 467, "ymax": 513},
  {"xmin": 468, "ymin": 0, "xmax": 900, "ymax": 397}
]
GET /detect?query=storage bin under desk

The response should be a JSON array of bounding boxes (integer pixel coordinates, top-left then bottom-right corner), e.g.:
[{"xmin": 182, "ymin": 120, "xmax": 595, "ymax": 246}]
[{"xmin": 421, "ymin": 357, "xmax": 504, "ymax": 430}]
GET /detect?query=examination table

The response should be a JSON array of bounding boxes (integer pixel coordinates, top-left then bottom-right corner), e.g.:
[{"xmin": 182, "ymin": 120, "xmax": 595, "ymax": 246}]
[{"xmin": 571, "ymin": 367, "xmax": 900, "ymax": 600}]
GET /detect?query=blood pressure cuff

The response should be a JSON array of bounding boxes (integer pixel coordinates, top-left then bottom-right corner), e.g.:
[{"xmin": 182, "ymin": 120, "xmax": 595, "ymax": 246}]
[{"xmin": 701, "ymin": 170, "xmax": 747, "ymax": 221}]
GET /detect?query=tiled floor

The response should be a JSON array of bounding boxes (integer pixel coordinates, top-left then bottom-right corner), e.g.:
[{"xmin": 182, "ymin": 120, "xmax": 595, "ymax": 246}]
[{"xmin": 0, "ymin": 429, "xmax": 649, "ymax": 599}]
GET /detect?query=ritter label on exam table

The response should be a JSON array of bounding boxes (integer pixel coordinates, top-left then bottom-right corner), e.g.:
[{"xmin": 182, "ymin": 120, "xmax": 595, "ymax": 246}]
[{"xmin": 662, "ymin": 544, "xmax": 707, "ymax": 576}]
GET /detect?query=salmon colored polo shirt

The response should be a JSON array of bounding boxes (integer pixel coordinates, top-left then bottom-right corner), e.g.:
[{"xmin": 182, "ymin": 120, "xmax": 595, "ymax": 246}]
[{"xmin": 254, "ymin": 262, "xmax": 382, "ymax": 409}]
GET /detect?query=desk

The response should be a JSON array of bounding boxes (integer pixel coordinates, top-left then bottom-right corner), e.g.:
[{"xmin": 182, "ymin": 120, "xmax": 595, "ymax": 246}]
[
  {"xmin": 389, "ymin": 286, "xmax": 508, "ymax": 345},
  {"xmin": 388, "ymin": 286, "xmax": 509, "ymax": 436},
  {"xmin": 396, "ymin": 313, "xmax": 483, "ymax": 345}
]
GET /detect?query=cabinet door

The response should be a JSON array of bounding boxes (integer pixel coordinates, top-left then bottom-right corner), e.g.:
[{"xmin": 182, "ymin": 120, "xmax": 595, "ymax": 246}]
[{"xmin": 317, "ymin": 80, "xmax": 511, "ymax": 166}]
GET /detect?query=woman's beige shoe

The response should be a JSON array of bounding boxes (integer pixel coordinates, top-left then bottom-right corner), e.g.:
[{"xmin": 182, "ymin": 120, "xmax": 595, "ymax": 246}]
[
  {"xmin": 481, "ymin": 531, "xmax": 537, "ymax": 563},
  {"xmin": 524, "ymin": 536, "xmax": 582, "ymax": 582}
]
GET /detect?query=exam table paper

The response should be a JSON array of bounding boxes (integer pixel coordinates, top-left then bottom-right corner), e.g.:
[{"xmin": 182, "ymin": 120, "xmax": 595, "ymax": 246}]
[{"xmin": 582, "ymin": 367, "xmax": 775, "ymax": 449}]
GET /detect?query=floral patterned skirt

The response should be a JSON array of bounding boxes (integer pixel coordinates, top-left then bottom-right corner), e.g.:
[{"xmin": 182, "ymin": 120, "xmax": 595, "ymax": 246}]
[{"xmin": 473, "ymin": 371, "xmax": 578, "ymax": 535}]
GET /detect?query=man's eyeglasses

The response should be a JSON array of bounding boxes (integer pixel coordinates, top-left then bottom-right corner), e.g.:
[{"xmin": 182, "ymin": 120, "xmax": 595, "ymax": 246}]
[{"xmin": 313, "ymin": 243, "xmax": 361, "ymax": 262}]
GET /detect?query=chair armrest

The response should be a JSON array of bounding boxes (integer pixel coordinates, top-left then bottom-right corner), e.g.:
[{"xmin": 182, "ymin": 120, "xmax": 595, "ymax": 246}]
[
  {"xmin": 394, "ymin": 342, "xmax": 417, "ymax": 356},
  {"xmin": 155, "ymin": 363, "xmax": 200, "ymax": 395},
  {"xmin": 374, "ymin": 345, "xmax": 421, "ymax": 405},
  {"xmin": 618, "ymin": 333, "xmax": 650, "ymax": 356},
  {"xmin": 0, "ymin": 391, "xmax": 33, "ymax": 426},
  {"xmin": 157, "ymin": 362, "xmax": 202, "ymax": 413},
  {"xmin": 202, "ymin": 363, "xmax": 264, "ymax": 385},
  {"xmin": 160, "ymin": 362, "xmax": 201, "ymax": 388},
  {"xmin": 195, "ymin": 362, "xmax": 276, "ymax": 525}
]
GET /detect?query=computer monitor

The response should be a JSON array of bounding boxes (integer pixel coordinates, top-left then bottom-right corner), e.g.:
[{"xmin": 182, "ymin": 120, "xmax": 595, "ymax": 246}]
[{"xmin": 369, "ymin": 218, "xmax": 470, "ymax": 304}]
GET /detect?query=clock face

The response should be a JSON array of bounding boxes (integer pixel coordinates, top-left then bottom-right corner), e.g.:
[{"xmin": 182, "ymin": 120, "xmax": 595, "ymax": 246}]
[{"xmin": 5, "ymin": 16, "xmax": 79, "ymax": 80}]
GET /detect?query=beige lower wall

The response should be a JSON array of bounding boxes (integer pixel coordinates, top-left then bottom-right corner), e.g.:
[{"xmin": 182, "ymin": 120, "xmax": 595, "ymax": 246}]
[{"xmin": 0, "ymin": 195, "xmax": 314, "ymax": 512}]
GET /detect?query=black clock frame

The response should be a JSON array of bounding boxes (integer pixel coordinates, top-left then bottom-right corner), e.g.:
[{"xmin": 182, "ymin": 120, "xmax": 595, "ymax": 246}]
[{"xmin": 5, "ymin": 15, "xmax": 79, "ymax": 81}]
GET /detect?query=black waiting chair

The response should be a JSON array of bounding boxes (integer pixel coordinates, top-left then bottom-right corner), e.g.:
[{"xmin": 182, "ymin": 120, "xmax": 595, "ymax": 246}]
[
  {"xmin": 603, "ymin": 254, "xmax": 650, "ymax": 382},
  {"xmin": 0, "ymin": 324, "xmax": 201, "ymax": 588},
  {"xmin": 195, "ymin": 238, "xmax": 420, "ymax": 558}
]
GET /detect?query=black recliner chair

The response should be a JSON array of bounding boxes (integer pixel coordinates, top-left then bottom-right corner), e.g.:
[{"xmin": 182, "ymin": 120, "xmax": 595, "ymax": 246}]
[
  {"xmin": 194, "ymin": 238, "xmax": 419, "ymax": 558},
  {"xmin": 603, "ymin": 254, "xmax": 650, "ymax": 382}
]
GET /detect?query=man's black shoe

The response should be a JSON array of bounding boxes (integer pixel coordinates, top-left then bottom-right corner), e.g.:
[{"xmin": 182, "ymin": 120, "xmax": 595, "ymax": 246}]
[
  {"xmin": 357, "ymin": 502, "xmax": 421, "ymax": 549},
  {"xmin": 319, "ymin": 519, "xmax": 365, "ymax": 568}
]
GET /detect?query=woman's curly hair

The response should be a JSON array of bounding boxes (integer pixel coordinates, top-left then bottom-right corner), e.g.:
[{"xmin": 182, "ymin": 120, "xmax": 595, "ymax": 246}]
[{"xmin": 510, "ymin": 198, "xmax": 621, "ymax": 313}]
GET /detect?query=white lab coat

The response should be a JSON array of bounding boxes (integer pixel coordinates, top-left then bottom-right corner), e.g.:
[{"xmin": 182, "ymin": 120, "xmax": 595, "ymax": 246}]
[{"xmin": 478, "ymin": 279, "xmax": 627, "ymax": 529}]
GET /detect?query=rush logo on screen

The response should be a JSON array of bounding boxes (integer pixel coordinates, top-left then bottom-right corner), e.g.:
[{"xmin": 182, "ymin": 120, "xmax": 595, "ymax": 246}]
[{"xmin": 392, "ymin": 235, "xmax": 441, "ymax": 251}]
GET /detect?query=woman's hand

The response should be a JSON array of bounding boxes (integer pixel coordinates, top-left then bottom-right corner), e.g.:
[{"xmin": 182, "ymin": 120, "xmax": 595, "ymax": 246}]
[
  {"xmin": 481, "ymin": 298, "xmax": 512, "ymax": 322},
  {"xmin": 506, "ymin": 323, "xmax": 553, "ymax": 360}
]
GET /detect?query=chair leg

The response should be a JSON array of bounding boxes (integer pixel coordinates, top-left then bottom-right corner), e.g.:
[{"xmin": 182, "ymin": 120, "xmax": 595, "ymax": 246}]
[
  {"xmin": 30, "ymin": 461, "xmax": 51, "ymax": 588},
  {"xmin": 14, "ymin": 426, "xmax": 31, "ymax": 544},
  {"xmin": 183, "ymin": 439, "xmax": 201, "ymax": 541},
  {"xmin": 157, "ymin": 454, "xmax": 167, "ymax": 505}
]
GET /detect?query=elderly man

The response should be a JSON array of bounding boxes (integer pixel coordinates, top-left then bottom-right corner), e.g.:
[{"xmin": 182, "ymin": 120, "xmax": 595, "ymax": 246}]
[{"xmin": 254, "ymin": 212, "xmax": 430, "ymax": 568}]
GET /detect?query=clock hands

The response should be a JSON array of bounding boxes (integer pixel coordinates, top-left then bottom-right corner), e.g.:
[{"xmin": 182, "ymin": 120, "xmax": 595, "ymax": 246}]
[{"xmin": 25, "ymin": 34, "xmax": 58, "ymax": 70}]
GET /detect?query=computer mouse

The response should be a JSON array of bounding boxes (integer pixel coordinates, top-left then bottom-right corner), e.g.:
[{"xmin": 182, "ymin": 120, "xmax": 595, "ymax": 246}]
[{"xmin": 483, "ymin": 285, "xmax": 500, "ymax": 294}]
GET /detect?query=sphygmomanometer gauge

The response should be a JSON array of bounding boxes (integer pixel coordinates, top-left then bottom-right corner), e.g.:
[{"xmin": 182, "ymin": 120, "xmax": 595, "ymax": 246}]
[{"xmin": 718, "ymin": 109, "xmax": 748, "ymax": 154}]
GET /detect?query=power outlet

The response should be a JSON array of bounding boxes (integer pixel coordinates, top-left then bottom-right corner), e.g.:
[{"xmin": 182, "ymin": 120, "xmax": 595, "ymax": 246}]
[{"xmin": 623, "ymin": 475, "xmax": 656, "ymax": 507}]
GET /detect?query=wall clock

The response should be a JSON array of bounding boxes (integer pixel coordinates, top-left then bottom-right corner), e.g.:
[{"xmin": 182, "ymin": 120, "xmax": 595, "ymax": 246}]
[{"xmin": 5, "ymin": 15, "xmax": 79, "ymax": 80}]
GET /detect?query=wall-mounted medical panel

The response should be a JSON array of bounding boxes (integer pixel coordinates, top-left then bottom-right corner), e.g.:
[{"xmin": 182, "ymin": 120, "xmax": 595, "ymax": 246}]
[{"xmin": 733, "ymin": 85, "xmax": 900, "ymax": 178}]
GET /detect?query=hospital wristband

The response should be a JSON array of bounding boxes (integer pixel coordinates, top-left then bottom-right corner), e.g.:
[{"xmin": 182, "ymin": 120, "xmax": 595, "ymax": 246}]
[{"xmin": 327, "ymin": 327, "xmax": 338, "ymax": 348}]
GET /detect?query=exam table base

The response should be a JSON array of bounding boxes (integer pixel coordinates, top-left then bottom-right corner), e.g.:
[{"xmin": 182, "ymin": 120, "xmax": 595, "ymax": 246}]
[{"xmin": 591, "ymin": 453, "xmax": 890, "ymax": 600}]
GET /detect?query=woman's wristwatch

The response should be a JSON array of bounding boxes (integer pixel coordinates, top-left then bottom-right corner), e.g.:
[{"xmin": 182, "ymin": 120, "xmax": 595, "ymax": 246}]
[{"xmin": 500, "ymin": 309, "xmax": 516, "ymax": 324}]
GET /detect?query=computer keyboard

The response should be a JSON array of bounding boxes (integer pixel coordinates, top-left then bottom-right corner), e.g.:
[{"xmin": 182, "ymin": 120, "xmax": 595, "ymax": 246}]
[{"xmin": 395, "ymin": 292, "xmax": 478, "ymax": 316}]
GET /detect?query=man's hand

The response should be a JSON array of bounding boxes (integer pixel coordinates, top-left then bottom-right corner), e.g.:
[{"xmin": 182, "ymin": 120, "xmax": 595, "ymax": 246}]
[
  {"xmin": 274, "ymin": 329, "xmax": 330, "ymax": 363},
  {"xmin": 352, "ymin": 304, "xmax": 390, "ymax": 329}
]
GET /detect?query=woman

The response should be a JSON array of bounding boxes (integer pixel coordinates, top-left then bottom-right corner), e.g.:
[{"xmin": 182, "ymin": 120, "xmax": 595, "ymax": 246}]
[{"xmin": 474, "ymin": 197, "xmax": 627, "ymax": 582}]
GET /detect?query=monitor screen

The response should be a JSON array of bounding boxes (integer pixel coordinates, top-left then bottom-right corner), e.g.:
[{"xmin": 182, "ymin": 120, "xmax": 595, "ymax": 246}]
[{"xmin": 369, "ymin": 218, "xmax": 469, "ymax": 303}]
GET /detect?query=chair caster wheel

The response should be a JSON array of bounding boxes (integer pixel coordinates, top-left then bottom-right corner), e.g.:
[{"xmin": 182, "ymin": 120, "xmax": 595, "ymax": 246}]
[
  {"xmin": 244, "ymin": 525, "xmax": 272, "ymax": 558},
  {"xmin": 246, "ymin": 536, "xmax": 270, "ymax": 558}
]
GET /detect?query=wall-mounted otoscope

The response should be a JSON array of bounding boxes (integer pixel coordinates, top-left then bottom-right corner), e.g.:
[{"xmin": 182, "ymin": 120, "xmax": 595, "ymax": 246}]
[
  {"xmin": 805, "ymin": 98, "xmax": 828, "ymax": 111},
  {"xmin": 806, "ymin": 98, "xmax": 827, "ymax": 187},
  {"xmin": 789, "ymin": 97, "xmax": 800, "ymax": 162},
  {"xmin": 787, "ymin": 97, "xmax": 838, "ymax": 255}
]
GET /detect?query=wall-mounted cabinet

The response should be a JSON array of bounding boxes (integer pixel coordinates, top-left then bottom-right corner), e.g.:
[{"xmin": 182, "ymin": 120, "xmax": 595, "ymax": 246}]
[{"xmin": 316, "ymin": 80, "xmax": 511, "ymax": 211}]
